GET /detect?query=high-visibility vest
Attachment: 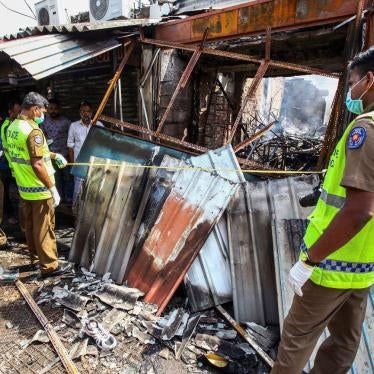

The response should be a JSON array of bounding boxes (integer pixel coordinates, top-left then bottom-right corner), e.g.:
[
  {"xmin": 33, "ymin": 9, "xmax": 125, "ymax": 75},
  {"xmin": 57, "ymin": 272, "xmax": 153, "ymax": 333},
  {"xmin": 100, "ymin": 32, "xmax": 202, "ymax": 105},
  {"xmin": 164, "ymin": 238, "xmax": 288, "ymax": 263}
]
[
  {"xmin": 6, "ymin": 118, "xmax": 55, "ymax": 200},
  {"xmin": 1, "ymin": 118, "xmax": 13, "ymax": 166},
  {"xmin": 303, "ymin": 110, "xmax": 374, "ymax": 289}
]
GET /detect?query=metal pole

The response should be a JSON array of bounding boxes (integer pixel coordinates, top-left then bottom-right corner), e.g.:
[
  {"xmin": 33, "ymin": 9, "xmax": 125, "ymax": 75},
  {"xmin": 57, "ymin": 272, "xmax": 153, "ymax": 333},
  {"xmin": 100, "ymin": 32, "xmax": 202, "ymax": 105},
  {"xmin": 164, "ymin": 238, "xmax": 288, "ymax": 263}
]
[
  {"xmin": 226, "ymin": 60, "xmax": 269, "ymax": 144},
  {"xmin": 92, "ymin": 41, "xmax": 134, "ymax": 125},
  {"xmin": 16, "ymin": 280, "xmax": 79, "ymax": 374},
  {"xmin": 118, "ymin": 78, "xmax": 123, "ymax": 122}
]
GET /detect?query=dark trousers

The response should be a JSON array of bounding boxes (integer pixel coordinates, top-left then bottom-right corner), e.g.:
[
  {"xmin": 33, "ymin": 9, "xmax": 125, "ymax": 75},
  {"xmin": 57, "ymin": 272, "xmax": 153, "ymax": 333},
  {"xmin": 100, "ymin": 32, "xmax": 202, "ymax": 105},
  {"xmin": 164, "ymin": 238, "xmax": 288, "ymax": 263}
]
[
  {"xmin": 0, "ymin": 169, "xmax": 18, "ymax": 219},
  {"xmin": 271, "ymin": 280, "xmax": 369, "ymax": 374}
]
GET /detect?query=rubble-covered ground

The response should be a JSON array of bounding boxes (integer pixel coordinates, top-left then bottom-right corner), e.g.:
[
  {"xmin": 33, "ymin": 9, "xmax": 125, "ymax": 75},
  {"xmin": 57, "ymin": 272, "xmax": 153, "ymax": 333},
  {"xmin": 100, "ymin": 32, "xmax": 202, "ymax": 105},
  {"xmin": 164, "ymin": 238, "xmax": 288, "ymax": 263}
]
[{"xmin": 0, "ymin": 215, "xmax": 277, "ymax": 374}]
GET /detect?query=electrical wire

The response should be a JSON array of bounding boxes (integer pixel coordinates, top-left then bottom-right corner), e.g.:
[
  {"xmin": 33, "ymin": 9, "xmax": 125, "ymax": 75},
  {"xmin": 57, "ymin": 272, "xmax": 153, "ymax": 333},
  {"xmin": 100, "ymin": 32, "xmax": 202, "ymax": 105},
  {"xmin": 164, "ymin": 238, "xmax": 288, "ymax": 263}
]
[
  {"xmin": 0, "ymin": 0, "xmax": 36, "ymax": 20},
  {"xmin": 23, "ymin": 0, "xmax": 36, "ymax": 19},
  {"xmin": 67, "ymin": 162, "xmax": 323, "ymax": 175}
]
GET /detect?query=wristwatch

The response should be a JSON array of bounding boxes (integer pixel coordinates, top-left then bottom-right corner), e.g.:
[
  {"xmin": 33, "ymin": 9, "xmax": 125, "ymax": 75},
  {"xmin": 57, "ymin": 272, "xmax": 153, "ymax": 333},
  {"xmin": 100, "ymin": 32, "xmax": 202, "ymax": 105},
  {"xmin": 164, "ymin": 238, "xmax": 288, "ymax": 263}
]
[{"xmin": 300, "ymin": 251, "xmax": 320, "ymax": 267}]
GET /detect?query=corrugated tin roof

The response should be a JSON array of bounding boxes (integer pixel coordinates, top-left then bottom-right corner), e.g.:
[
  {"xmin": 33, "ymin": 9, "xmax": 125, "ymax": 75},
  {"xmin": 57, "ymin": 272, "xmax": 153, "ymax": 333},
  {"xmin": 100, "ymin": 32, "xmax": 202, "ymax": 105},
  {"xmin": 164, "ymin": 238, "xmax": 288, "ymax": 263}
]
[
  {"xmin": 0, "ymin": 34, "xmax": 120, "ymax": 80},
  {"xmin": 227, "ymin": 175, "xmax": 317, "ymax": 325},
  {"xmin": 126, "ymin": 145, "xmax": 245, "ymax": 315},
  {"xmin": 172, "ymin": 0, "xmax": 251, "ymax": 14},
  {"xmin": 72, "ymin": 126, "xmax": 189, "ymax": 180},
  {"xmin": 184, "ymin": 213, "xmax": 232, "ymax": 312},
  {"xmin": 2, "ymin": 19, "xmax": 159, "ymax": 40}
]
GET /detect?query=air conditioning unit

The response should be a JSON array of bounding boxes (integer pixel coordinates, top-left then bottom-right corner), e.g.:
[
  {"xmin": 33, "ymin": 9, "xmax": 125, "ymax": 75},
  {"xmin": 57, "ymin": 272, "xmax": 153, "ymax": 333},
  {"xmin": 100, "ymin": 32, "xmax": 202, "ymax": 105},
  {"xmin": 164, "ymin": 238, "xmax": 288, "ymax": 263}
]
[
  {"xmin": 35, "ymin": 0, "xmax": 67, "ymax": 26},
  {"xmin": 89, "ymin": 0, "xmax": 137, "ymax": 22},
  {"xmin": 35, "ymin": 0, "xmax": 89, "ymax": 26}
]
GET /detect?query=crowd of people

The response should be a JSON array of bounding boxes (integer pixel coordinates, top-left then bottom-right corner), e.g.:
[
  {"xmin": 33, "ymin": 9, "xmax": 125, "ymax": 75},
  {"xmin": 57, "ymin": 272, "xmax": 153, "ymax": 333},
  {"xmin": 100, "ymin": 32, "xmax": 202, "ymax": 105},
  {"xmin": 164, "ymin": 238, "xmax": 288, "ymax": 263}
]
[{"xmin": 0, "ymin": 92, "xmax": 101, "ymax": 277}]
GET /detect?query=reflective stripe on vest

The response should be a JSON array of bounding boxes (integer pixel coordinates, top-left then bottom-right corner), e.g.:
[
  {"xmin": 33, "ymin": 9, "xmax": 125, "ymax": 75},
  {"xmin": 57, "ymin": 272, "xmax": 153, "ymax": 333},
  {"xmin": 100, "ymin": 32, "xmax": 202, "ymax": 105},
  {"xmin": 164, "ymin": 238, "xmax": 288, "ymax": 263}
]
[
  {"xmin": 302, "ymin": 110, "xmax": 374, "ymax": 289},
  {"xmin": 18, "ymin": 186, "xmax": 49, "ymax": 193},
  {"xmin": 301, "ymin": 241, "xmax": 374, "ymax": 273},
  {"xmin": 320, "ymin": 188, "xmax": 346, "ymax": 209},
  {"xmin": 6, "ymin": 119, "xmax": 54, "ymax": 200},
  {"xmin": 10, "ymin": 155, "xmax": 51, "ymax": 165}
]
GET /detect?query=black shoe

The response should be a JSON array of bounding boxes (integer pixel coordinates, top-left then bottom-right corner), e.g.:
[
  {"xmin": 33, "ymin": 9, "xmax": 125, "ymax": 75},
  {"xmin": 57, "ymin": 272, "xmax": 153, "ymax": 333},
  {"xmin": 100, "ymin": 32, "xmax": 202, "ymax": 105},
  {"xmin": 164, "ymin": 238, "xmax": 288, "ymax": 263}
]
[{"xmin": 41, "ymin": 262, "xmax": 73, "ymax": 279}]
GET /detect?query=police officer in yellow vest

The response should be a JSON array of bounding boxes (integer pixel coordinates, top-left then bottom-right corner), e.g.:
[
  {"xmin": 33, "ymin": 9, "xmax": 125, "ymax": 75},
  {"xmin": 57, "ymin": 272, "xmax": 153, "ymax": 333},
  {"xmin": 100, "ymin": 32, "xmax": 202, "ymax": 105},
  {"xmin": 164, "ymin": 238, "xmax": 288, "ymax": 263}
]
[
  {"xmin": 271, "ymin": 47, "xmax": 374, "ymax": 373},
  {"xmin": 6, "ymin": 92, "xmax": 72, "ymax": 277}
]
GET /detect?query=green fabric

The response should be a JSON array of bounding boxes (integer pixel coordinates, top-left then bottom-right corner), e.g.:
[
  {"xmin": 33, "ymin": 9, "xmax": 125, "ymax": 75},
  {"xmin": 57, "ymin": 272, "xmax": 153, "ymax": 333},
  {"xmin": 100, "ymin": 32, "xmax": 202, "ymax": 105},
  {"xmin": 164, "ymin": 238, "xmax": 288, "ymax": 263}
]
[
  {"xmin": 1, "ymin": 118, "xmax": 12, "ymax": 167},
  {"xmin": 6, "ymin": 118, "xmax": 55, "ymax": 200},
  {"xmin": 303, "ymin": 111, "xmax": 374, "ymax": 289}
]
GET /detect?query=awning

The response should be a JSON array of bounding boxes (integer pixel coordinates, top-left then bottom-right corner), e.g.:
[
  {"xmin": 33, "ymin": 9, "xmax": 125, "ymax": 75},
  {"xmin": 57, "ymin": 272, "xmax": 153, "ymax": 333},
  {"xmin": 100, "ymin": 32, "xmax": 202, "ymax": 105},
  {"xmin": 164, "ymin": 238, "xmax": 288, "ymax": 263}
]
[{"xmin": 0, "ymin": 34, "xmax": 121, "ymax": 80}]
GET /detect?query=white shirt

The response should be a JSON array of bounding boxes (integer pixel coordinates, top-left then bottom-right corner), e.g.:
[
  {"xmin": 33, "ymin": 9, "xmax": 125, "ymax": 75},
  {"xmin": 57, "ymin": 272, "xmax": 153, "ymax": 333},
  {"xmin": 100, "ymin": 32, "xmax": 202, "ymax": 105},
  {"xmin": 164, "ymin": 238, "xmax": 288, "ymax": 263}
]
[{"xmin": 67, "ymin": 120, "xmax": 103, "ymax": 161}]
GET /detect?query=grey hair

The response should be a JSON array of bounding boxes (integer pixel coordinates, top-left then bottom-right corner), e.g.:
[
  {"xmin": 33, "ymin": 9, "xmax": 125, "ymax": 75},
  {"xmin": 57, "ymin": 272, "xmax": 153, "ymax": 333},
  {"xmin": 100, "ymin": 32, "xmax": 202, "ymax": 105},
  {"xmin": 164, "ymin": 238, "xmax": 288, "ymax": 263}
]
[{"xmin": 22, "ymin": 92, "xmax": 49, "ymax": 109}]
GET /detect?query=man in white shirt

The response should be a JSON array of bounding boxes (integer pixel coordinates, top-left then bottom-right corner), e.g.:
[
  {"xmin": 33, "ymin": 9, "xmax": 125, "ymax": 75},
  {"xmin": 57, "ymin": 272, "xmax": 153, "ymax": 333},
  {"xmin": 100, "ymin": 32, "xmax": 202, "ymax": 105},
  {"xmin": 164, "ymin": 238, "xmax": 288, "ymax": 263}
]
[{"xmin": 67, "ymin": 101, "xmax": 103, "ymax": 204}]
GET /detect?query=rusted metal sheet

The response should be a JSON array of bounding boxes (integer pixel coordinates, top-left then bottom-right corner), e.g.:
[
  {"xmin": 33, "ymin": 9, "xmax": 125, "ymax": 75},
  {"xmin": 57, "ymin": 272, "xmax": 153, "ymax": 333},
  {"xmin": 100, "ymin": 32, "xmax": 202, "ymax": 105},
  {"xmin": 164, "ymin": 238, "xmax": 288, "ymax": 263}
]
[
  {"xmin": 141, "ymin": 38, "xmax": 340, "ymax": 78},
  {"xmin": 227, "ymin": 60, "xmax": 269, "ymax": 144},
  {"xmin": 126, "ymin": 145, "xmax": 245, "ymax": 314},
  {"xmin": 155, "ymin": 0, "xmax": 357, "ymax": 43},
  {"xmin": 227, "ymin": 175, "xmax": 317, "ymax": 325},
  {"xmin": 192, "ymin": 10, "xmax": 239, "ymax": 40},
  {"xmin": 295, "ymin": 0, "xmax": 356, "ymax": 23},
  {"xmin": 184, "ymin": 214, "xmax": 232, "ymax": 312},
  {"xmin": 273, "ymin": 218, "xmax": 374, "ymax": 374},
  {"xmin": 237, "ymin": 1, "xmax": 275, "ymax": 34},
  {"xmin": 99, "ymin": 114, "xmax": 267, "ymax": 173},
  {"xmin": 70, "ymin": 154, "xmax": 191, "ymax": 283}
]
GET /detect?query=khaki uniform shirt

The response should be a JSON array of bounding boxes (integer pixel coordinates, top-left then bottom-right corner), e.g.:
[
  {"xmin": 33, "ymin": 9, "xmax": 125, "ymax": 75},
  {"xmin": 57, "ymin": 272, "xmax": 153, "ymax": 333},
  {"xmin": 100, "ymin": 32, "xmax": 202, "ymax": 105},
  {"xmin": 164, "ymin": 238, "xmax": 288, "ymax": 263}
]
[
  {"xmin": 341, "ymin": 103, "xmax": 374, "ymax": 193},
  {"xmin": 18, "ymin": 116, "xmax": 45, "ymax": 158}
]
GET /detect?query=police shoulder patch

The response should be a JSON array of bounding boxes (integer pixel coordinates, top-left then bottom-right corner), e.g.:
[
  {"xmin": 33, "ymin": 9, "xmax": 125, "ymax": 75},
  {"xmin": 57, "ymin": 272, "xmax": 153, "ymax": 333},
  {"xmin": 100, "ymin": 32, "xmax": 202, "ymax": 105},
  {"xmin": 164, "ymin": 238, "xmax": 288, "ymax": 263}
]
[
  {"xmin": 347, "ymin": 127, "xmax": 366, "ymax": 149},
  {"xmin": 34, "ymin": 135, "xmax": 43, "ymax": 145}
]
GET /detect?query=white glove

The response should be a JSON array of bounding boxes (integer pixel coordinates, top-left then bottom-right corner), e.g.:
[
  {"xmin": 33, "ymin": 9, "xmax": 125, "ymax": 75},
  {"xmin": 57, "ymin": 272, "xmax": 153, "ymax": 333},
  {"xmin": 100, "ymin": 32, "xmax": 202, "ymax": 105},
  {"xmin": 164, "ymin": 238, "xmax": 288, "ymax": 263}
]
[
  {"xmin": 49, "ymin": 186, "xmax": 61, "ymax": 208},
  {"xmin": 55, "ymin": 154, "xmax": 68, "ymax": 169},
  {"xmin": 288, "ymin": 260, "xmax": 314, "ymax": 297}
]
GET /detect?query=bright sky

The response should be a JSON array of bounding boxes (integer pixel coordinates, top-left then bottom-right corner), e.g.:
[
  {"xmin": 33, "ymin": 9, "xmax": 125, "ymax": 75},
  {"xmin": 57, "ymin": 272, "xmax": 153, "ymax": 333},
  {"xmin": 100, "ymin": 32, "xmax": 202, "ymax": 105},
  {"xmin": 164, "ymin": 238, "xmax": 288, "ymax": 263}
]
[{"xmin": 0, "ymin": 0, "xmax": 38, "ymax": 37}]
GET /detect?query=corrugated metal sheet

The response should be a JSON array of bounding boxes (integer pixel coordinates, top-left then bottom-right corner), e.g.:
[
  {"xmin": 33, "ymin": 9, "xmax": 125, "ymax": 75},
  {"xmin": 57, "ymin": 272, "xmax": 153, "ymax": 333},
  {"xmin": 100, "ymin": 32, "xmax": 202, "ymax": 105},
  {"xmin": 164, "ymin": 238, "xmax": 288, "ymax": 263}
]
[
  {"xmin": 69, "ymin": 155, "xmax": 188, "ymax": 282},
  {"xmin": 3, "ymin": 19, "xmax": 159, "ymax": 40},
  {"xmin": 184, "ymin": 213, "xmax": 232, "ymax": 312},
  {"xmin": 0, "ymin": 34, "xmax": 120, "ymax": 79},
  {"xmin": 155, "ymin": 0, "xmax": 357, "ymax": 43},
  {"xmin": 126, "ymin": 145, "xmax": 245, "ymax": 314},
  {"xmin": 227, "ymin": 175, "xmax": 317, "ymax": 325},
  {"xmin": 70, "ymin": 158, "xmax": 125, "ymax": 266},
  {"xmin": 72, "ymin": 126, "xmax": 190, "ymax": 180},
  {"xmin": 273, "ymin": 219, "xmax": 374, "ymax": 374},
  {"xmin": 173, "ymin": 0, "xmax": 251, "ymax": 14}
]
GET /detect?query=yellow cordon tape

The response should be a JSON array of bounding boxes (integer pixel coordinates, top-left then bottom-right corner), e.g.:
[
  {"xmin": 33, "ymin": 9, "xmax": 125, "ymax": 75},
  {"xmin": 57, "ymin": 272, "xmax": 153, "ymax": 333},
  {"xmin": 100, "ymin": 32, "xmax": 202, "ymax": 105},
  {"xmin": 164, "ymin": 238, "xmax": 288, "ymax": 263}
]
[{"xmin": 67, "ymin": 162, "xmax": 323, "ymax": 175}]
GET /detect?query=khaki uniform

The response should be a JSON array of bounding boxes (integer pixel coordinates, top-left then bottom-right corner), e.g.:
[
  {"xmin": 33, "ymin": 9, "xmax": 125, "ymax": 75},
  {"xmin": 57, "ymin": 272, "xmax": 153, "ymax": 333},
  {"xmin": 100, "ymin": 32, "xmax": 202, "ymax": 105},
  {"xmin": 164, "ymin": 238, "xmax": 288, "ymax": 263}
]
[
  {"xmin": 23, "ymin": 126, "xmax": 58, "ymax": 273},
  {"xmin": 272, "ymin": 106, "xmax": 374, "ymax": 373}
]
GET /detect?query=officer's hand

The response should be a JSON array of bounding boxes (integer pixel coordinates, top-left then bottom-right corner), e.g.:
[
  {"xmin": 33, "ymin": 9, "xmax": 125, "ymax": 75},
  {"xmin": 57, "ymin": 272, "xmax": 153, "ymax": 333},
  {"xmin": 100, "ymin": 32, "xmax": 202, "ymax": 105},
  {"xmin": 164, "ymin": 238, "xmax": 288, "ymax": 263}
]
[
  {"xmin": 288, "ymin": 260, "xmax": 314, "ymax": 297},
  {"xmin": 55, "ymin": 154, "xmax": 68, "ymax": 169},
  {"xmin": 49, "ymin": 186, "xmax": 61, "ymax": 208}
]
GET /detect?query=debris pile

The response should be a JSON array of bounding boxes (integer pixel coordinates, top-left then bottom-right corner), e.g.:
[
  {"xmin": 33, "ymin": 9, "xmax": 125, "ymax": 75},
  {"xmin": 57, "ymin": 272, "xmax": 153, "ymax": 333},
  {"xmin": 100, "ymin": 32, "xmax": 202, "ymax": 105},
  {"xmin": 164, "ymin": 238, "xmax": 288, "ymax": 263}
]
[{"xmin": 28, "ymin": 268, "xmax": 279, "ymax": 373}]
